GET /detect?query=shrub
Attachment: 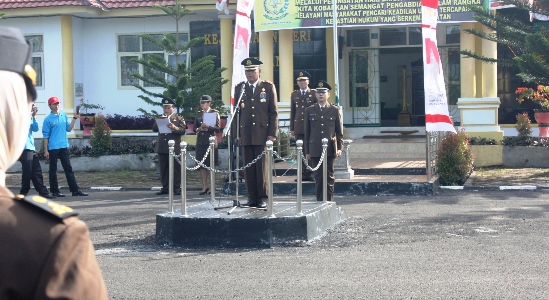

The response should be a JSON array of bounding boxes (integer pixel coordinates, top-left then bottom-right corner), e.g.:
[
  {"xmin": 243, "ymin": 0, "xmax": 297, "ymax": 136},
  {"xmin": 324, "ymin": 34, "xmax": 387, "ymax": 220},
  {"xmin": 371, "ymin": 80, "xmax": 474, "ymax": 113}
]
[
  {"xmin": 104, "ymin": 114, "xmax": 155, "ymax": 130},
  {"xmin": 437, "ymin": 130, "xmax": 474, "ymax": 186},
  {"xmin": 468, "ymin": 137, "xmax": 498, "ymax": 145},
  {"xmin": 515, "ymin": 112, "xmax": 532, "ymax": 139},
  {"xmin": 89, "ymin": 114, "xmax": 112, "ymax": 157}
]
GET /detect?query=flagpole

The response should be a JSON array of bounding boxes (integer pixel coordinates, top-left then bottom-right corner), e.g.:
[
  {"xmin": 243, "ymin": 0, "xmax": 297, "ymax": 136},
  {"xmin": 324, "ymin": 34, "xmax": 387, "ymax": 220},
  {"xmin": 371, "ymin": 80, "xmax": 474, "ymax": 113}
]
[{"xmin": 332, "ymin": 0, "xmax": 339, "ymax": 106}]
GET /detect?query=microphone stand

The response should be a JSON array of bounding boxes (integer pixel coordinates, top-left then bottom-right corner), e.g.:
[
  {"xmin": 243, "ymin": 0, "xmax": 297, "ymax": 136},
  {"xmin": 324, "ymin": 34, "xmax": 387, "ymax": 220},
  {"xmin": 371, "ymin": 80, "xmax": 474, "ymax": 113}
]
[{"xmin": 216, "ymin": 82, "xmax": 245, "ymax": 214}]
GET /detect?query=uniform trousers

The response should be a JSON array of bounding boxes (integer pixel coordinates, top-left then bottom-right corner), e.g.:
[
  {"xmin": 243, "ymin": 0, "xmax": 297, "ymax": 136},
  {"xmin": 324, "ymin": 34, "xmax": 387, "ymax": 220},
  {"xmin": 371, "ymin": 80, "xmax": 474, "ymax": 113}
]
[
  {"xmin": 48, "ymin": 148, "xmax": 79, "ymax": 193},
  {"xmin": 18, "ymin": 149, "xmax": 49, "ymax": 195},
  {"xmin": 158, "ymin": 153, "xmax": 181, "ymax": 193},
  {"xmin": 295, "ymin": 134, "xmax": 314, "ymax": 179},
  {"xmin": 311, "ymin": 155, "xmax": 335, "ymax": 202},
  {"xmin": 242, "ymin": 145, "xmax": 267, "ymax": 202}
]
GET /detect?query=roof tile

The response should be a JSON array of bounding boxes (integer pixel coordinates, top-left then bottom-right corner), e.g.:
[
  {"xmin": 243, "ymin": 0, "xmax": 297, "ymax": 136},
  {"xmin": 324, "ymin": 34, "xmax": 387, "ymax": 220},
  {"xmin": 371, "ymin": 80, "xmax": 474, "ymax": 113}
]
[{"xmin": 0, "ymin": 0, "xmax": 177, "ymax": 10}]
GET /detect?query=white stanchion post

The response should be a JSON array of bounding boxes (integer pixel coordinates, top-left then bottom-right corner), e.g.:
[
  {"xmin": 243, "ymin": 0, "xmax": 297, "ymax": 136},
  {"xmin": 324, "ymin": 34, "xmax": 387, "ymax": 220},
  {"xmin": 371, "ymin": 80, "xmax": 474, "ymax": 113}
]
[
  {"xmin": 322, "ymin": 138, "xmax": 328, "ymax": 203},
  {"xmin": 180, "ymin": 141, "xmax": 188, "ymax": 217},
  {"xmin": 296, "ymin": 139, "xmax": 303, "ymax": 216},
  {"xmin": 266, "ymin": 140, "xmax": 275, "ymax": 218},
  {"xmin": 168, "ymin": 139, "xmax": 175, "ymax": 213},
  {"xmin": 209, "ymin": 136, "xmax": 216, "ymax": 202}
]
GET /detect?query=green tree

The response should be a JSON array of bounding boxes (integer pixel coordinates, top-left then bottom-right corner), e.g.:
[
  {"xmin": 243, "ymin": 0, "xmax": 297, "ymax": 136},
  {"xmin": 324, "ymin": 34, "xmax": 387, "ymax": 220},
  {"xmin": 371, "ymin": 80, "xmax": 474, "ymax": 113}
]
[
  {"xmin": 461, "ymin": 0, "xmax": 549, "ymax": 84},
  {"xmin": 132, "ymin": 4, "xmax": 228, "ymax": 119}
]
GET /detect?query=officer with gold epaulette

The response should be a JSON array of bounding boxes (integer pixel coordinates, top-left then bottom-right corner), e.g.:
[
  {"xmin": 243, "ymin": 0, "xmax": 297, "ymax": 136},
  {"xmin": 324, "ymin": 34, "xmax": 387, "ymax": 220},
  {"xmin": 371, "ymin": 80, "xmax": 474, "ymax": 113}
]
[
  {"xmin": 0, "ymin": 26, "xmax": 108, "ymax": 299},
  {"xmin": 232, "ymin": 57, "xmax": 278, "ymax": 209},
  {"xmin": 304, "ymin": 80, "xmax": 344, "ymax": 202},
  {"xmin": 290, "ymin": 70, "xmax": 317, "ymax": 182}
]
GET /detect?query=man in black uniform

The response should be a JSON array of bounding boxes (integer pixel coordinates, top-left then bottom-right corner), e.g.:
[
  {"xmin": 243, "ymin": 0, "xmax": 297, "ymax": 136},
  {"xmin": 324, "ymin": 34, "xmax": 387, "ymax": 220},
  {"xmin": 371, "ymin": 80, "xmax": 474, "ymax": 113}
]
[
  {"xmin": 232, "ymin": 57, "xmax": 278, "ymax": 208},
  {"xmin": 152, "ymin": 98, "xmax": 186, "ymax": 195},
  {"xmin": 290, "ymin": 70, "xmax": 317, "ymax": 181},
  {"xmin": 304, "ymin": 80, "xmax": 343, "ymax": 202},
  {"xmin": 0, "ymin": 26, "xmax": 108, "ymax": 299}
]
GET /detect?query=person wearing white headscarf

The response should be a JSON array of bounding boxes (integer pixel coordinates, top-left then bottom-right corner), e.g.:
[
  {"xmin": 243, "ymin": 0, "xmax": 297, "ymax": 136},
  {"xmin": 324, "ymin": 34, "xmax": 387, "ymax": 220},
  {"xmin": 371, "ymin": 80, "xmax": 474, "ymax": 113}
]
[{"xmin": 0, "ymin": 27, "xmax": 108, "ymax": 300}]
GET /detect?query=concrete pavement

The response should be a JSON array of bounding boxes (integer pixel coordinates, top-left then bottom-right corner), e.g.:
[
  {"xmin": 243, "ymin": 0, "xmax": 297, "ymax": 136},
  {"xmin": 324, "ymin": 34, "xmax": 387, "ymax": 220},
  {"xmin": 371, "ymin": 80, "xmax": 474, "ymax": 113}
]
[{"xmin": 17, "ymin": 188, "xmax": 548, "ymax": 299}]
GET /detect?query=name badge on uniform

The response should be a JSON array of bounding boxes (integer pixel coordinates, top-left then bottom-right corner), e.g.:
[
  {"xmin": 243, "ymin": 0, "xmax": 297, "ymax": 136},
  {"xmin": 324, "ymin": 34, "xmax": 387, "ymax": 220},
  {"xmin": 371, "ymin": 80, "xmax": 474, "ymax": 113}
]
[{"xmin": 306, "ymin": 97, "xmax": 310, "ymax": 102}]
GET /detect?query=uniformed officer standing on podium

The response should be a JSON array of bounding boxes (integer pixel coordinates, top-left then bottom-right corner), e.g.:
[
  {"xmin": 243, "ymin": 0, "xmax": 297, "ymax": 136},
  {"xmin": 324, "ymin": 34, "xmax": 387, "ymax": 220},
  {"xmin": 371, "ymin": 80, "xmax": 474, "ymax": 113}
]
[
  {"xmin": 304, "ymin": 80, "xmax": 343, "ymax": 202},
  {"xmin": 290, "ymin": 70, "xmax": 317, "ymax": 182},
  {"xmin": 232, "ymin": 58, "xmax": 278, "ymax": 209},
  {"xmin": 152, "ymin": 98, "xmax": 186, "ymax": 195},
  {"xmin": 0, "ymin": 26, "xmax": 108, "ymax": 299}
]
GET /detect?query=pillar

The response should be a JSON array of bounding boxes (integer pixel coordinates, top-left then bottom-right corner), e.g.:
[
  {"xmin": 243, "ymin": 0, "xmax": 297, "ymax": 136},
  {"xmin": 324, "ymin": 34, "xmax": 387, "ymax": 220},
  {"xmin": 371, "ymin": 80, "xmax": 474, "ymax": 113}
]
[
  {"xmin": 259, "ymin": 31, "xmax": 274, "ymax": 81},
  {"xmin": 460, "ymin": 22, "xmax": 476, "ymax": 98},
  {"xmin": 481, "ymin": 24, "xmax": 497, "ymax": 98},
  {"xmin": 219, "ymin": 14, "xmax": 234, "ymax": 108},
  {"xmin": 61, "ymin": 15, "xmax": 74, "ymax": 113},
  {"xmin": 278, "ymin": 29, "xmax": 294, "ymax": 102}
]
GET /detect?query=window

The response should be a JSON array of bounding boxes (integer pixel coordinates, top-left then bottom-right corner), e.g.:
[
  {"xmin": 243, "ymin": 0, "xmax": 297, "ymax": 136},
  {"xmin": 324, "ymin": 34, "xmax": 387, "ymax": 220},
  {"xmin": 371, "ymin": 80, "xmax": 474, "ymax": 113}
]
[
  {"xmin": 118, "ymin": 33, "xmax": 189, "ymax": 87},
  {"xmin": 25, "ymin": 35, "xmax": 44, "ymax": 88},
  {"xmin": 380, "ymin": 28, "xmax": 407, "ymax": 46},
  {"xmin": 347, "ymin": 29, "xmax": 370, "ymax": 47},
  {"xmin": 379, "ymin": 27, "xmax": 425, "ymax": 47},
  {"xmin": 446, "ymin": 25, "xmax": 460, "ymax": 44},
  {"xmin": 408, "ymin": 27, "xmax": 422, "ymax": 45}
]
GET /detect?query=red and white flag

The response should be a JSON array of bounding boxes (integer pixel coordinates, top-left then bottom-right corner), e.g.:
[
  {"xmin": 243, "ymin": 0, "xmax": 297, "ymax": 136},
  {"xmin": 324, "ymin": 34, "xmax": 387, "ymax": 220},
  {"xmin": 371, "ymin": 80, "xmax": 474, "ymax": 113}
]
[
  {"xmin": 230, "ymin": 0, "xmax": 254, "ymax": 113},
  {"xmin": 216, "ymin": 0, "xmax": 230, "ymax": 15},
  {"xmin": 422, "ymin": 0, "xmax": 456, "ymax": 133}
]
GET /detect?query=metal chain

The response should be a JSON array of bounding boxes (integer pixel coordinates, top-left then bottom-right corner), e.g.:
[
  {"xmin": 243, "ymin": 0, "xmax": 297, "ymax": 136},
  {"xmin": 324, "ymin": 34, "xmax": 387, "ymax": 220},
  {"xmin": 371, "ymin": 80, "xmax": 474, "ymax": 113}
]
[
  {"xmin": 272, "ymin": 149, "xmax": 296, "ymax": 162},
  {"xmin": 180, "ymin": 148, "xmax": 267, "ymax": 174},
  {"xmin": 301, "ymin": 146, "xmax": 327, "ymax": 172},
  {"xmin": 187, "ymin": 146, "xmax": 212, "ymax": 171}
]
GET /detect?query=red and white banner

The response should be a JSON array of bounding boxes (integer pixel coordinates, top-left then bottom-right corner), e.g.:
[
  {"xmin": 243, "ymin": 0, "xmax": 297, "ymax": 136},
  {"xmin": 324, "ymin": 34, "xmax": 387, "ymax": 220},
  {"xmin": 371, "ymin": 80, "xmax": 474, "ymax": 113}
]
[
  {"xmin": 230, "ymin": 0, "xmax": 254, "ymax": 113},
  {"xmin": 216, "ymin": 0, "xmax": 230, "ymax": 15},
  {"xmin": 422, "ymin": 0, "xmax": 456, "ymax": 133}
]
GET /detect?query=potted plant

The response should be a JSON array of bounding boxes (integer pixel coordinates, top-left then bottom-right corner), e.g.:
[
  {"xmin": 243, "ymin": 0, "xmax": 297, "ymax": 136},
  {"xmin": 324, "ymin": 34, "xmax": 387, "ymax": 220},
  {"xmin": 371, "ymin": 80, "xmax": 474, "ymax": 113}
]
[
  {"xmin": 515, "ymin": 85, "xmax": 549, "ymax": 137},
  {"xmin": 77, "ymin": 98, "xmax": 105, "ymax": 136}
]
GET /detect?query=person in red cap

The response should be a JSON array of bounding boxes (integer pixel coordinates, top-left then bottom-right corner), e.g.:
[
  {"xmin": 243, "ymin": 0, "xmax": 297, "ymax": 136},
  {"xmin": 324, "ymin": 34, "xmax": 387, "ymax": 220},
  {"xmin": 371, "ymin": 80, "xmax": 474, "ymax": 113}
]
[
  {"xmin": 42, "ymin": 96, "xmax": 88, "ymax": 197},
  {"xmin": 0, "ymin": 26, "xmax": 108, "ymax": 299}
]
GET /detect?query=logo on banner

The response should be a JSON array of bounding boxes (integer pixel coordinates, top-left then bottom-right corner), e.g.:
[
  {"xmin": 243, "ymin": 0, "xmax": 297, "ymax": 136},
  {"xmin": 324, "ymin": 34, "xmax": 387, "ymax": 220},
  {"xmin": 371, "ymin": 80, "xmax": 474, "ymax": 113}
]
[{"xmin": 263, "ymin": 0, "xmax": 290, "ymax": 20}]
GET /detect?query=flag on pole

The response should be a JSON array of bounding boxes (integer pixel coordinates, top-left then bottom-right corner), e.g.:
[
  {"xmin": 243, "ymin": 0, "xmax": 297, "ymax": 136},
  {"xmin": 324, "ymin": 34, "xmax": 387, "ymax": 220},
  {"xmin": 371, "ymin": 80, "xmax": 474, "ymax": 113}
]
[
  {"xmin": 230, "ymin": 0, "xmax": 254, "ymax": 114},
  {"xmin": 422, "ymin": 0, "xmax": 456, "ymax": 133},
  {"xmin": 216, "ymin": 0, "xmax": 230, "ymax": 15}
]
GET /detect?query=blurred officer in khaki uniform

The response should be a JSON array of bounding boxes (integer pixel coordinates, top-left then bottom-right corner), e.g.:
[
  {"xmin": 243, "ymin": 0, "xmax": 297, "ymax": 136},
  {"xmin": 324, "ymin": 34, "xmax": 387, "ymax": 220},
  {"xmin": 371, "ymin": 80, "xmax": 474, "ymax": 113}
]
[
  {"xmin": 152, "ymin": 98, "xmax": 186, "ymax": 195},
  {"xmin": 0, "ymin": 26, "xmax": 108, "ymax": 299},
  {"xmin": 290, "ymin": 70, "xmax": 317, "ymax": 182},
  {"xmin": 232, "ymin": 57, "xmax": 278, "ymax": 208},
  {"xmin": 304, "ymin": 80, "xmax": 343, "ymax": 202}
]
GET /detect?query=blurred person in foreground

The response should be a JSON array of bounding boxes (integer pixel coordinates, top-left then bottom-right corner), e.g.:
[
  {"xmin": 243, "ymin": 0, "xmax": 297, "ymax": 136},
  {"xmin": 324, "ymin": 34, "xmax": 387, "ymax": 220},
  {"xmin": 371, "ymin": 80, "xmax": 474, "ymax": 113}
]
[{"xmin": 0, "ymin": 26, "xmax": 108, "ymax": 299}]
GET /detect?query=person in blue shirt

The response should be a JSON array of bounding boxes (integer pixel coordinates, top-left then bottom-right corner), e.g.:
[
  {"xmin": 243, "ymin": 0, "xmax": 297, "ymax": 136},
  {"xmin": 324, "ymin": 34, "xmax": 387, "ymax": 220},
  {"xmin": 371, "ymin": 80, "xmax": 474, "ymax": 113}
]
[
  {"xmin": 17, "ymin": 103, "xmax": 55, "ymax": 198},
  {"xmin": 42, "ymin": 96, "xmax": 88, "ymax": 197}
]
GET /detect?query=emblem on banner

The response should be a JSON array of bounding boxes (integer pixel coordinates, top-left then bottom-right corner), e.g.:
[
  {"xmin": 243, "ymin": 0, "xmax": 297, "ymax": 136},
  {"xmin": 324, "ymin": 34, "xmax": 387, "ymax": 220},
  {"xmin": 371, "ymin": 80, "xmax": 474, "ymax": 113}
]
[{"xmin": 263, "ymin": 0, "xmax": 290, "ymax": 21}]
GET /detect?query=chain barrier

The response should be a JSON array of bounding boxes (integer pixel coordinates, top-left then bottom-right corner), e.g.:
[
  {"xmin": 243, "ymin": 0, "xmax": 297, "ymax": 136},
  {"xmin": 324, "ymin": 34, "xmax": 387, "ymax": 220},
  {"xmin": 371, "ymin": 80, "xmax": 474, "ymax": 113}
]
[
  {"xmin": 272, "ymin": 149, "xmax": 296, "ymax": 162},
  {"xmin": 300, "ymin": 146, "xmax": 326, "ymax": 172},
  {"xmin": 174, "ymin": 148, "xmax": 267, "ymax": 174}
]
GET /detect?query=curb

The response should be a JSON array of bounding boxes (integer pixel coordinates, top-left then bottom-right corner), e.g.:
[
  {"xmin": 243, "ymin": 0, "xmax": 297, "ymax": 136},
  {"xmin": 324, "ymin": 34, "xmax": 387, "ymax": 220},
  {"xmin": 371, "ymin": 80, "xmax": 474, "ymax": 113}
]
[{"xmin": 440, "ymin": 185, "xmax": 543, "ymax": 191}]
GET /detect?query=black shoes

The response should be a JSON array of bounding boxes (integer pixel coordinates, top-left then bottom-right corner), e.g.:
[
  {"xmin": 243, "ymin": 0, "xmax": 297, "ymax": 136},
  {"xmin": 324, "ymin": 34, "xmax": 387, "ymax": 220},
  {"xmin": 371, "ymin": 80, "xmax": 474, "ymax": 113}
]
[
  {"xmin": 156, "ymin": 190, "xmax": 168, "ymax": 195},
  {"xmin": 198, "ymin": 188, "xmax": 210, "ymax": 195},
  {"xmin": 174, "ymin": 190, "xmax": 181, "ymax": 195},
  {"xmin": 72, "ymin": 190, "xmax": 88, "ymax": 196},
  {"xmin": 241, "ymin": 200, "xmax": 257, "ymax": 208},
  {"xmin": 40, "ymin": 193, "xmax": 56, "ymax": 199},
  {"xmin": 51, "ymin": 192, "xmax": 65, "ymax": 197},
  {"xmin": 257, "ymin": 201, "xmax": 267, "ymax": 208}
]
